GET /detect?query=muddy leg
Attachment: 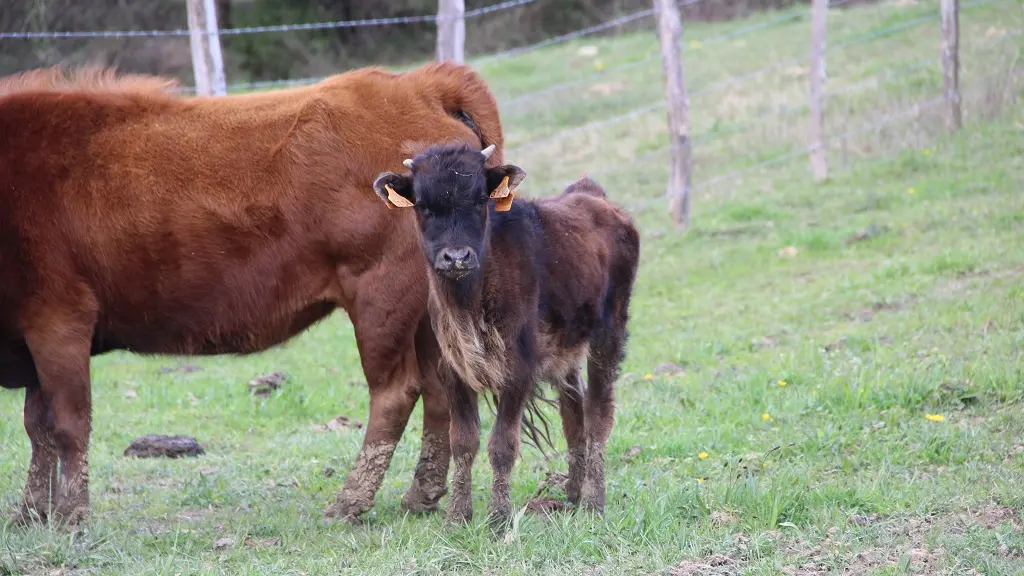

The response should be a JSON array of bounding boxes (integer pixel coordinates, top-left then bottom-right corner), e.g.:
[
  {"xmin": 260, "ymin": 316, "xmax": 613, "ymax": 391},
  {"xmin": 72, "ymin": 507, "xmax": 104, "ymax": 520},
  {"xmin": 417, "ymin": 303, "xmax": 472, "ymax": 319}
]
[
  {"xmin": 580, "ymin": 345, "xmax": 623, "ymax": 514},
  {"xmin": 325, "ymin": 382, "xmax": 417, "ymax": 521},
  {"xmin": 1, "ymin": 343, "xmax": 54, "ymax": 525},
  {"xmin": 16, "ymin": 385, "xmax": 59, "ymax": 525},
  {"xmin": 486, "ymin": 381, "xmax": 531, "ymax": 527},
  {"xmin": 557, "ymin": 367, "xmax": 586, "ymax": 505},
  {"xmin": 401, "ymin": 319, "xmax": 451, "ymax": 514},
  {"xmin": 326, "ymin": 279, "xmax": 423, "ymax": 522},
  {"xmin": 22, "ymin": 308, "xmax": 96, "ymax": 528},
  {"xmin": 445, "ymin": 378, "xmax": 479, "ymax": 526}
]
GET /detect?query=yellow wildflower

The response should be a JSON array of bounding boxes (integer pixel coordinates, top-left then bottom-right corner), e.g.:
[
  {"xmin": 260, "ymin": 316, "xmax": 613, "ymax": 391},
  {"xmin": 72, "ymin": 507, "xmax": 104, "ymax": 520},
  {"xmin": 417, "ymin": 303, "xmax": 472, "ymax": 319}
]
[
  {"xmin": 907, "ymin": 187, "xmax": 917, "ymax": 195},
  {"xmin": 688, "ymin": 40, "xmax": 703, "ymax": 50},
  {"xmin": 762, "ymin": 413, "xmax": 771, "ymax": 421},
  {"xmin": 925, "ymin": 413, "xmax": 944, "ymax": 422},
  {"xmin": 644, "ymin": 373, "xmax": 653, "ymax": 380},
  {"xmin": 698, "ymin": 451, "xmax": 709, "ymax": 460},
  {"xmin": 923, "ymin": 148, "xmax": 932, "ymax": 156},
  {"xmin": 777, "ymin": 380, "xmax": 787, "ymax": 387},
  {"xmin": 696, "ymin": 477, "xmax": 705, "ymax": 483}
]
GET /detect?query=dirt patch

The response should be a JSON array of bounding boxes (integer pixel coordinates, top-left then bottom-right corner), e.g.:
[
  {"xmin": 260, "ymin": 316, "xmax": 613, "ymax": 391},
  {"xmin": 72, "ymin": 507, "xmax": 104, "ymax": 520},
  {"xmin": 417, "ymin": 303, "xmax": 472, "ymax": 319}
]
[
  {"xmin": 123, "ymin": 435, "xmax": 205, "ymax": 458},
  {"xmin": 936, "ymin": 265, "xmax": 1024, "ymax": 298},
  {"xmin": 159, "ymin": 363, "xmax": 202, "ymax": 374},
  {"xmin": 669, "ymin": 554, "xmax": 735, "ymax": 576},
  {"xmin": 311, "ymin": 415, "xmax": 363, "ymax": 432},
  {"xmin": 623, "ymin": 445, "xmax": 643, "ymax": 461},
  {"xmin": 709, "ymin": 510, "xmax": 739, "ymax": 527},
  {"xmin": 961, "ymin": 504, "xmax": 1021, "ymax": 530},
  {"xmin": 248, "ymin": 371, "xmax": 286, "ymax": 397},
  {"xmin": 213, "ymin": 536, "xmax": 235, "ymax": 551},
  {"xmin": 525, "ymin": 497, "xmax": 570, "ymax": 516}
]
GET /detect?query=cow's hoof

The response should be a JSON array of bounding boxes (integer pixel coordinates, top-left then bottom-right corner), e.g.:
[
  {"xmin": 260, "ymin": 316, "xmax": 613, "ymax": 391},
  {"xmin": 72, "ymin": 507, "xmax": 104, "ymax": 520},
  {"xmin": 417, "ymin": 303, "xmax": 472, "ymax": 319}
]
[
  {"xmin": 401, "ymin": 484, "xmax": 448, "ymax": 515},
  {"xmin": 323, "ymin": 501, "xmax": 365, "ymax": 524},
  {"xmin": 444, "ymin": 503, "xmax": 473, "ymax": 528},
  {"xmin": 578, "ymin": 496, "xmax": 605, "ymax": 516},
  {"xmin": 9, "ymin": 505, "xmax": 47, "ymax": 527}
]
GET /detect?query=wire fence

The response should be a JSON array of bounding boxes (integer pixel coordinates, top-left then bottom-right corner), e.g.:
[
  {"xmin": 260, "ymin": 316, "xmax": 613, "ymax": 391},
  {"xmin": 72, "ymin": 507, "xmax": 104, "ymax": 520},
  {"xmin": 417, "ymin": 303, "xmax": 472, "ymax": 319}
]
[{"xmin": 2, "ymin": 0, "xmax": 1021, "ymax": 224}]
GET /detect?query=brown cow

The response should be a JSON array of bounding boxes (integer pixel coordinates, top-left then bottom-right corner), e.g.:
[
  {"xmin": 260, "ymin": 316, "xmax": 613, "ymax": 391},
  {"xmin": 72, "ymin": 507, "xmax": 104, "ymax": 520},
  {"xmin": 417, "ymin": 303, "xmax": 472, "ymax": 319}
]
[
  {"xmin": 0, "ymin": 62, "xmax": 507, "ymax": 527},
  {"xmin": 372, "ymin": 144, "xmax": 640, "ymax": 526}
]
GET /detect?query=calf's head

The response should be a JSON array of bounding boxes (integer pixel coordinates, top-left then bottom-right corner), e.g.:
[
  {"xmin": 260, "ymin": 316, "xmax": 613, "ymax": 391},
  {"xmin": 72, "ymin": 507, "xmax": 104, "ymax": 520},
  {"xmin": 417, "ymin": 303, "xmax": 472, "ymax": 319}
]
[{"xmin": 372, "ymin": 143, "xmax": 526, "ymax": 281}]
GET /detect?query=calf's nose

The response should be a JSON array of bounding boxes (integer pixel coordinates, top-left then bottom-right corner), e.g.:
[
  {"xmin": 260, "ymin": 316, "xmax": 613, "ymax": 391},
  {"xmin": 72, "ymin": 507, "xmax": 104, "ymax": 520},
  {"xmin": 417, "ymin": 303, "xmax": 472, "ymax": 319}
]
[{"xmin": 437, "ymin": 246, "xmax": 477, "ymax": 271}]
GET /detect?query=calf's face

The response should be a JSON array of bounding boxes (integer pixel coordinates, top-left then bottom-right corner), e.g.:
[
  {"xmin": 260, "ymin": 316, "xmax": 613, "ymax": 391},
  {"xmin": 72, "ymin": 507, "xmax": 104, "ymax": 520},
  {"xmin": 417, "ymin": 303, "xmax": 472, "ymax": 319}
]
[{"xmin": 372, "ymin": 143, "xmax": 526, "ymax": 281}]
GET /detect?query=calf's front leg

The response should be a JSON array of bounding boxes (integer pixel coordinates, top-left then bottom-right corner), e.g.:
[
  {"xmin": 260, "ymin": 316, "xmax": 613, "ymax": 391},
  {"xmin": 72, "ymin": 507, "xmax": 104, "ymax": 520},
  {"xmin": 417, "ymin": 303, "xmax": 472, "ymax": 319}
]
[
  {"xmin": 445, "ymin": 376, "xmax": 480, "ymax": 526},
  {"xmin": 486, "ymin": 379, "xmax": 531, "ymax": 527}
]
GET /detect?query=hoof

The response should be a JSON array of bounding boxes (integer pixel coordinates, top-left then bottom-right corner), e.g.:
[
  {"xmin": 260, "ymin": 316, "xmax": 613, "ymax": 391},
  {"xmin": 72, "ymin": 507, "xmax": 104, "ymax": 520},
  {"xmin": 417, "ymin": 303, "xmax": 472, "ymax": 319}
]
[
  {"xmin": 444, "ymin": 504, "xmax": 473, "ymax": 528},
  {"xmin": 323, "ymin": 499, "xmax": 368, "ymax": 524},
  {"xmin": 401, "ymin": 484, "xmax": 448, "ymax": 515}
]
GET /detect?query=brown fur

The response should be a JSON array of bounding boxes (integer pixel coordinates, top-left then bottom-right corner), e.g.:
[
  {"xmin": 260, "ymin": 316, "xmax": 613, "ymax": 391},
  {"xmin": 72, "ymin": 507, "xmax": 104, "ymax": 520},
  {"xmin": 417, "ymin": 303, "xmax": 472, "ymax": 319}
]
[
  {"xmin": 371, "ymin": 146, "xmax": 640, "ymax": 527},
  {"xmin": 0, "ymin": 62, "xmax": 506, "ymax": 527}
]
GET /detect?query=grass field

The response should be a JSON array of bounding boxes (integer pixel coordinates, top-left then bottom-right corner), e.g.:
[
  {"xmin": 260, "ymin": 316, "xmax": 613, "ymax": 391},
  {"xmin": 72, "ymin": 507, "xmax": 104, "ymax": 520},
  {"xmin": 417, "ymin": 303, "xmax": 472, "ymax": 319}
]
[{"xmin": 2, "ymin": 0, "xmax": 1024, "ymax": 574}]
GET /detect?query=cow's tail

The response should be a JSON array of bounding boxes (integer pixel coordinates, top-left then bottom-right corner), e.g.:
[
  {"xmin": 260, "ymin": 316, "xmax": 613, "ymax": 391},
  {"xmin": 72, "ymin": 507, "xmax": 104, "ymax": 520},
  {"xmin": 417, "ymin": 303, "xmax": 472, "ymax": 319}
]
[{"xmin": 405, "ymin": 61, "xmax": 506, "ymax": 167}]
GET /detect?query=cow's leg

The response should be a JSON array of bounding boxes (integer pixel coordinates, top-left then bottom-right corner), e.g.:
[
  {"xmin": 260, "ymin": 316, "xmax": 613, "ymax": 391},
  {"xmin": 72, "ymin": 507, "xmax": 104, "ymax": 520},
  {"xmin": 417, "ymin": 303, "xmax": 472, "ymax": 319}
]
[
  {"xmin": 325, "ymin": 274, "xmax": 423, "ymax": 522},
  {"xmin": 1, "ymin": 342, "xmax": 56, "ymax": 525},
  {"xmin": 557, "ymin": 367, "xmax": 586, "ymax": 505},
  {"xmin": 16, "ymin": 384, "xmax": 59, "ymax": 525},
  {"xmin": 445, "ymin": 377, "xmax": 479, "ymax": 526},
  {"xmin": 486, "ymin": 380, "xmax": 531, "ymax": 527},
  {"xmin": 401, "ymin": 318, "xmax": 451, "ymax": 514},
  {"xmin": 20, "ymin": 301, "xmax": 97, "ymax": 528},
  {"xmin": 580, "ymin": 332, "xmax": 626, "ymax": 514}
]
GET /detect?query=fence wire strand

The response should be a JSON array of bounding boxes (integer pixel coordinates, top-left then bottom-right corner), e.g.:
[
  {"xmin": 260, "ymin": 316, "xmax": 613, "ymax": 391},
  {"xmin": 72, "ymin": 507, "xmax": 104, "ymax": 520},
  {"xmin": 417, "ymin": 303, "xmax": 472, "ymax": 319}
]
[
  {"xmin": 507, "ymin": 0, "xmax": 1008, "ymax": 155},
  {"xmin": 0, "ymin": 0, "xmax": 536, "ymax": 39}
]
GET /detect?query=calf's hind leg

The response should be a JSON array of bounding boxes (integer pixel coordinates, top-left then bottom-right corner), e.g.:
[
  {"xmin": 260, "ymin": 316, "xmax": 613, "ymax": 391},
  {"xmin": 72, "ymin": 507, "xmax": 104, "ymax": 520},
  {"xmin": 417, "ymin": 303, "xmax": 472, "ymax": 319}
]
[
  {"xmin": 556, "ymin": 367, "xmax": 586, "ymax": 505},
  {"xmin": 581, "ymin": 330, "xmax": 627, "ymax": 514}
]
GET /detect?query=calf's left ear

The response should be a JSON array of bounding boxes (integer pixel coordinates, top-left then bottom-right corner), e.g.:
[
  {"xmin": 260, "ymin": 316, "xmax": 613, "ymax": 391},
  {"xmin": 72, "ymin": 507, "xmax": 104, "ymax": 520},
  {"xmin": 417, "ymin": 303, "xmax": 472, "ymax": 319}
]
[
  {"xmin": 372, "ymin": 171, "xmax": 415, "ymax": 209},
  {"xmin": 485, "ymin": 164, "xmax": 527, "ymax": 212}
]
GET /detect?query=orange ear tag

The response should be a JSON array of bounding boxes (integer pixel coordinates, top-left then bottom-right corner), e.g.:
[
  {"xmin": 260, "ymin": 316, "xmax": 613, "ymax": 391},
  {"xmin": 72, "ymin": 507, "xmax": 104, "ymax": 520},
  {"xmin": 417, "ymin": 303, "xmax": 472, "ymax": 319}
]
[
  {"xmin": 489, "ymin": 176, "xmax": 511, "ymax": 199},
  {"xmin": 494, "ymin": 192, "xmax": 515, "ymax": 212},
  {"xmin": 385, "ymin": 184, "xmax": 414, "ymax": 208}
]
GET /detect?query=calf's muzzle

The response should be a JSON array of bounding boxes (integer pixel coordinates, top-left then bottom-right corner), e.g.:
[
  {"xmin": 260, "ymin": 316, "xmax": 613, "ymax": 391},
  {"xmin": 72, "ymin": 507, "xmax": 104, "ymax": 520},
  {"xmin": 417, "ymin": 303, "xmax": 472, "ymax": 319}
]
[{"xmin": 434, "ymin": 246, "xmax": 479, "ymax": 279}]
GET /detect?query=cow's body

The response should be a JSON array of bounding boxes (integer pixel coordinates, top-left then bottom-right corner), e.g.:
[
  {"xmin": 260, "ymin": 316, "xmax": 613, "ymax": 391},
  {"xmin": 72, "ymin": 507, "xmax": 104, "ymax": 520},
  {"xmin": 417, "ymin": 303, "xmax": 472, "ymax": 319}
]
[
  {"xmin": 372, "ymin": 146, "xmax": 640, "ymax": 525},
  {"xmin": 0, "ymin": 64, "xmax": 506, "ymax": 525}
]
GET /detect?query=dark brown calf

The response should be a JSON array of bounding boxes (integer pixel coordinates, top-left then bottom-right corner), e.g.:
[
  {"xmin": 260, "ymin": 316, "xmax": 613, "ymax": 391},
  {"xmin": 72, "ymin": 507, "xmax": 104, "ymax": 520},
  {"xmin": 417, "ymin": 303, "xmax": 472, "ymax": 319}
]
[
  {"xmin": 373, "ymin": 144, "xmax": 640, "ymax": 526},
  {"xmin": 0, "ymin": 63, "xmax": 508, "ymax": 527}
]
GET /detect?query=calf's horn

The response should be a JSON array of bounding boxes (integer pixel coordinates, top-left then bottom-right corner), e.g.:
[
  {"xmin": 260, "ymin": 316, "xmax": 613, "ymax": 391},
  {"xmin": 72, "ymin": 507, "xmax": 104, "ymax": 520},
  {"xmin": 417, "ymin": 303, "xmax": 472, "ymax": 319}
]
[
  {"xmin": 403, "ymin": 159, "xmax": 414, "ymax": 169},
  {"xmin": 480, "ymin": 144, "xmax": 496, "ymax": 160}
]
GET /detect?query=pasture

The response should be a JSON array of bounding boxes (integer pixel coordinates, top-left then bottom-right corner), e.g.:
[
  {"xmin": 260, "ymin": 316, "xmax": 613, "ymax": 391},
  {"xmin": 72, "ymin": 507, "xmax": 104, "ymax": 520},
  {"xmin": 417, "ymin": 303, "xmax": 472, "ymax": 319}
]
[{"xmin": 2, "ymin": 0, "xmax": 1023, "ymax": 573}]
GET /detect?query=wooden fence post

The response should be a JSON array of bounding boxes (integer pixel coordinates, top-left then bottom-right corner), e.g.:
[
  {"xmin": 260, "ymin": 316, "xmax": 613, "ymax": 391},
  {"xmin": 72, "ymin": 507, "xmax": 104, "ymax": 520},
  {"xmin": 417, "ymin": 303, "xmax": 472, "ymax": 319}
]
[
  {"xmin": 654, "ymin": 0, "xmax": 692, "ymax": 230},
  {"xmin": 186, "ymin": 0, "xmax": 227, "ymax": 96},
  {"xmin": 437, "ymin": 0, "xmax": 466, "ymax": 63},
  {"xmin": 940, "ymin": 0, "xmax": 962, "ymax": 131},
  {"xmin": 808, "ymin": 0, "xmax": 829, "ymax": 181}
]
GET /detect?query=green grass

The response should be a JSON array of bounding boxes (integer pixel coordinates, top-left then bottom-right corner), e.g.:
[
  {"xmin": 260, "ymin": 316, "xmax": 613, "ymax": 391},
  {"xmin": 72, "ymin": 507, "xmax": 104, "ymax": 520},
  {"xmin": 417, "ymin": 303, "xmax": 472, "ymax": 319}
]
[{"xmin": 3, "ymin": 0, "xmax": 1024, "ymax": 574}]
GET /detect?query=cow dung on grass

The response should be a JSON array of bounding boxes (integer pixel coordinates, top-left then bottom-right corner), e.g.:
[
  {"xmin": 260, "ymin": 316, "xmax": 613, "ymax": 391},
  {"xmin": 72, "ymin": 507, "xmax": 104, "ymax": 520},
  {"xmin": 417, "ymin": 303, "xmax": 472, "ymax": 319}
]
[{"xmin": 124, "ymin": 435, "xmax": 205, "ymax": 458}]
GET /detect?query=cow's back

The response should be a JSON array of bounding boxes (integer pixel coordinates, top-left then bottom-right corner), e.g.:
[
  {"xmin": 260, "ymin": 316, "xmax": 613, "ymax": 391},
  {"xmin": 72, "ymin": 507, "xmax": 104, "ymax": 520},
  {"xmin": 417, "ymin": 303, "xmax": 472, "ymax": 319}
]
[{"xmin": 0, "ymin": 63, "xmax": 504, "ymax": 355}]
